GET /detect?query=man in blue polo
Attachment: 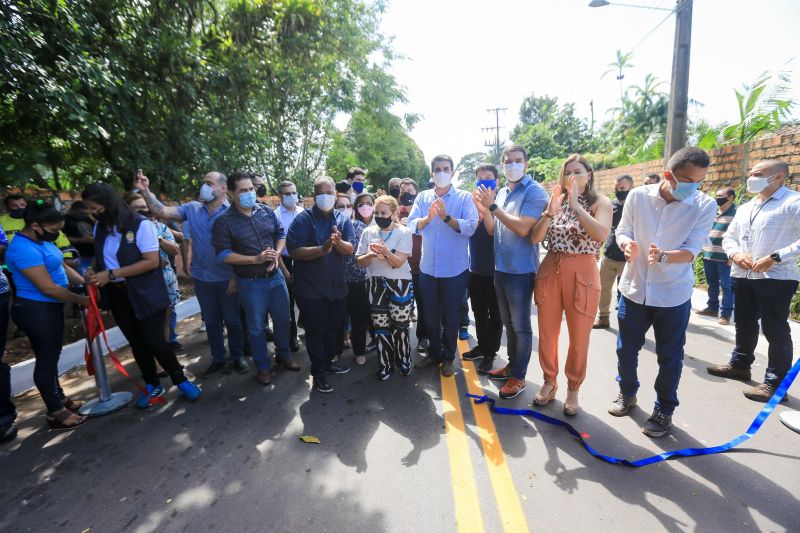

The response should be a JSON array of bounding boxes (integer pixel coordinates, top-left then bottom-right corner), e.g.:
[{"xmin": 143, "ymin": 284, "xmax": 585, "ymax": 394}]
[
  {"xmin": 408, "ymin": 154, "xmax": 479, "ymax": 377},
  {"xmin": 475, "ymin": 144, "xmax": 548, "ymax": 399},
  {"xmin": 136, "ymin": 171, "xmax": 248, "ymax": 378},
  {"xmin": 287, "ymin": 176, "xmax": 354, "ymax": 393}
]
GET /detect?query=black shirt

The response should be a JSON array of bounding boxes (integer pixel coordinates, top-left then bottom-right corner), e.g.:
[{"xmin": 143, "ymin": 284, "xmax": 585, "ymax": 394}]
[
  {"xmin": 603, "ymin": 199, "xmax": 626, "ymax": 262},
  {"xmin": 211, "ymin": 203, "xmax": 285, "ymax": 278}
]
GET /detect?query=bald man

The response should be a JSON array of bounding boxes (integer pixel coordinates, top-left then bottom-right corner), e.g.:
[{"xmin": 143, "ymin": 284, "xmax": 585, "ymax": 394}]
[
  {"xmin": 708, "ymin": 159, "xmax": 800, "ymax": 402},
  {"xmin": 137, "ymin": 171, "xmax": 248, "ymax": 378}
]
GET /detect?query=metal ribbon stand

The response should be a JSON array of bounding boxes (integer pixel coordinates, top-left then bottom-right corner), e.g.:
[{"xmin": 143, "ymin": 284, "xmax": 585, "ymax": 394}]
[
  {"xmin": 78, "ymin": 308, "xmax": 132, "ymax": 416},
  {"xmin": 780, "ymin": 410, "xmax": 800, "ymax": 434}
]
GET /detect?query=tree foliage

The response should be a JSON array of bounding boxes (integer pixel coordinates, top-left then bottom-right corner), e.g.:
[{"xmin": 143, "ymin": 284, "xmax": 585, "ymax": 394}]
[{"xmin": 0, "ymin": 0, "xmax": 394, "ymax": 197}]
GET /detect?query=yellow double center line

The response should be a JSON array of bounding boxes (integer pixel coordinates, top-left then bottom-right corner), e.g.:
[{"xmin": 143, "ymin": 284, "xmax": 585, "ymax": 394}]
[{"xmin": 439, "ymin": 339, "xmax": 530, "ymax": 533}]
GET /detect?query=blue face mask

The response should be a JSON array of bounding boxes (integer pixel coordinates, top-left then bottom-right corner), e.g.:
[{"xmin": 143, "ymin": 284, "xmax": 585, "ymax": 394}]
[
  {"xmin": 352, "ymin": 181, "xmax": 365, "ymax": 194},
  {"xmin": 239, "ymin": 191, "xmax": 257, "ymax": 209},
  {"xmin": 669, "ymin": 179, "xmax": 700, "ymax": 201},
  {"xmin": 476, "ymin": 179, "xmax": 496, "ymax": 190}
]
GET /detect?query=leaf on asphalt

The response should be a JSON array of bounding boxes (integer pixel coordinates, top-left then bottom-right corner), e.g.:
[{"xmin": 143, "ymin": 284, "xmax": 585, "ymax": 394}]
[{"xmin": 299, "ymin": 435, "xmax": 321, "ymax": 444}]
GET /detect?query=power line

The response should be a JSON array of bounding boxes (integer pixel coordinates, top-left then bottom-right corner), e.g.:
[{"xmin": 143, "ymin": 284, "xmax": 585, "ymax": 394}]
[
  {"xmin": 482, "ymin": 107, "xmax": 507, "ymax": 164},
  {"xmin": 629, "ymin": 6, "xmax": 675, "ymax": 54}
]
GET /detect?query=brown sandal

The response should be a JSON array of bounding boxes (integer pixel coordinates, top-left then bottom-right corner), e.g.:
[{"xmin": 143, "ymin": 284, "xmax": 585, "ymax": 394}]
[
  {"xmin": 46, "ymin": 408, "xmax": 87, "ymax": 430},
  {"xmin": 63, "ymin": 398, "xmax": 85, "ymax": 413}
]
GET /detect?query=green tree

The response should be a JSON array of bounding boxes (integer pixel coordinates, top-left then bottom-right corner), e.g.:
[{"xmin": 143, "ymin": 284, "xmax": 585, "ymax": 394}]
[
  {"xmin": 455, "ymin": 152, "xmax": 491, "ymax": 191},
  {"xmin": 602, "ymin": 49, "xmax": 635, "ymax": 109},
  {"xmin": 511, "ymin": 94, "xmax": 593, "ymax": 161}
]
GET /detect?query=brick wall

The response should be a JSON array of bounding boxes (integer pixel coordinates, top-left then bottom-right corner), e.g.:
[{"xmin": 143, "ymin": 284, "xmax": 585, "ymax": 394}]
[{"xmin": 590, "ymin": 131, "xmax": 800, "ymax": 195}]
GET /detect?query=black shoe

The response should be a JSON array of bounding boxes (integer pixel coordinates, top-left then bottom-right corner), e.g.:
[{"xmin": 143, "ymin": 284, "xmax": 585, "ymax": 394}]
[
  {"xmin": 170, "ymin": 341, "xmax": 185, "ymax": 352},
  {"xmin": 202, "ymin": 361, "xmax": 226, "ymax": 378},
  {"xmin": 441, "ymin": 360, "xmax": 455, "ymax": 377},
  {"xmin": 477, "ymin": 355, "xmax": 496, "ymax": 375},
  {"xmin": 313, "ymin": 376, "xmax": 334, "ymax": 393},
  {"xmin": 265, "ymin": 328, "xmax": 274, "ymax": 342},
  {"xmin": 290, "ymin": 338, "xmax": 300, "ymax": 352},
  {"xmin": 642, "ymin": 409, "xmax": 672, "ymax": 438},
  {"xmin": 326, "ymin": 364, "xmax": 350, "ymax": 375},
  {"xmin": 0, "ymin": 422, "xmax": 17, "ymax": 444},
  {"xmin": 461, "ymin": 346, "xmax": 484, "ymax": 361},
  {"xmin": 233, "ymin": 358, "xmax": 250, "ymax": 374}
]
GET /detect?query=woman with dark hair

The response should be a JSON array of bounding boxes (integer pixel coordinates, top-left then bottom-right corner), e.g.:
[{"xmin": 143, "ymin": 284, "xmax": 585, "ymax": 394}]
[
  {"xmin": 81, "ymin": 183, "xmax": 200, "ymax": 408},
  {"xmin": 529, "ymin": 154, "xmax": 612, "ymax": 415},
  {"xmin": 354, "ymin": 192, "xmax": 375, "ymax": 226},
  {"xmin": 6, "ymin": 201, "xmax": 89, "ymax": 430}
]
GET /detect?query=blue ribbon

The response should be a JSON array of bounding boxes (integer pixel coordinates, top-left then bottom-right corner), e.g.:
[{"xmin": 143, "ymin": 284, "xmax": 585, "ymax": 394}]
[{"xmin": 467, "ymin": 357, "xmax": 799, "ymax": 467}]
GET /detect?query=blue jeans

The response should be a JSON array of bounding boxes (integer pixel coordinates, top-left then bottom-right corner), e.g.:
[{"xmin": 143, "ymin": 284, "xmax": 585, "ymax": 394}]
[
  {"xmin": 703, "ymin": 259, "xmax": 734, "ymax": 318},
  {"xmin": 238, "ymin": 274, "xmax": 291, "ymax": 371},
  {"xmin": 495, "ymin": 271, "xmax": 535, "ymax": 379},
  {"xmin": 616, "ymin": 296, "xmax": 691, "ymax": 416},
  {"xmin": 193, "ymin": 278, "xmax": 245, "ymax": 363},
  {"xmin": 0, "ymin": 292, "xmax": 14, "ymax": 427},
  {"xmin": 419, "ymin": 270, "xmax": 470, "ymax": 362},
  {"xmin": 729, "ymin": 277, "xmax": 798, "ymax": 386}
]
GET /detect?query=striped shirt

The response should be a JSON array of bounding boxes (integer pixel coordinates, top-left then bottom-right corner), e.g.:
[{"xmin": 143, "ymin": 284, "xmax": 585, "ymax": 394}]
[
  {"xmin": 702, "ymin": 205, "xmax": 736, "ymax": 262},
  {"xmin": 722, "ymin": 186, "xmax": 800, "ymax": 281}
]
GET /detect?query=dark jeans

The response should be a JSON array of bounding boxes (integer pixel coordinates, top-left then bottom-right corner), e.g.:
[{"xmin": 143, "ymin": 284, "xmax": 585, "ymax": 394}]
[
  {"xmin": 238, "ymin": 273, "xmax": 291, "ymax": 371},
  {"xmin": 0, "ymin": 292, "xmax": 16, "ymax": 426},
  {"xmin": 460, "ymin": 292, "xmax": 470, "ymax": 328},
  {"xmin": 418, "ymin": 270, "xmax": 470, "ymax": 362},
  {"xmin": 12, "ymin": 298, "xmax": 66, "ymax": 412},
  {"xmin": 729, "ymin": 277, "xmax": 798, "ymax": 386},
  {"xmin": 468, "ymin": 272, "xmax": 502, "ymax": 356},
  {"xmin": 616, "ymin": 296, "xmax": 691, "ymax": 416},
  {"xmin": 283, "ymin": 257, "xmax": 299, "ymax": 341},
  {"xmin": 296, "ymin": 296, "xmax": 347, "ymax": 377},
  {"xmin": 194, "ymin": 278, "xmax": 245, "ymax": 363},
  {"xmin": 703, "ymin": 259, "xmax": 734, "ymax": 318},
  {"xmin": 346, "ymin": 281, "xmax": 370, "ymax": 356},
  {"xmin": 107, "ymin": 284, "xmax": 186, "ymax": 387},
  {"xmin": 495, "ymin": 271, "xmax": 535, "ymax": 379},
  {"xmin": 412, "ymin": 273, "xmax": 427, "ymax": 341}
]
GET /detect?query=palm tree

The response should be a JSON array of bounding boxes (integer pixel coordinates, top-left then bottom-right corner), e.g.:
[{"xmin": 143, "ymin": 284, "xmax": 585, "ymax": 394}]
[
  {"xmin": 698, "ymin": 71, "xmax": 795, "ymax": 148},
  {"xmin": 602, "ymin": 49, "xmax": 634, "ymax": 108}
]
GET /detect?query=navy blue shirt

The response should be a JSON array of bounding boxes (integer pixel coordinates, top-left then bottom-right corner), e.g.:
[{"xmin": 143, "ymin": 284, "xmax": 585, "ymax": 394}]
[
  {"xmin": 469, "ymin": 221, "xmax": 495, "ymax": 276},
  {"xmin": 212, "ymin": 203, "xmax": 286, "ymax": 278},
  {"xmin": 286, "ymin": 206, "xmax": 355, "ymax": 301}
]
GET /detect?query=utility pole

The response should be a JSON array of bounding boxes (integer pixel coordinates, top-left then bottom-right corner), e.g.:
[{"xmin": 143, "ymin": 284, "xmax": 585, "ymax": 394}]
[
  {"xmin": 482, "ymin": 107, "xmax": 507, "ymax": 164},
  {"xmin": 590, "ymin": 99, "xmax": 595, "ymax": 137},
  {"xmin": 663, "ymin": 0, "xmax": 692, "ymax": 160}
]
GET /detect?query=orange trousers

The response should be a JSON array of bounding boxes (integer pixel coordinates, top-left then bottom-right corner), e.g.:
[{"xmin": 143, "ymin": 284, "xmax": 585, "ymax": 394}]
[{"xmin": 534, "ymin": 253, "xmax": 600, "ymax": 391}]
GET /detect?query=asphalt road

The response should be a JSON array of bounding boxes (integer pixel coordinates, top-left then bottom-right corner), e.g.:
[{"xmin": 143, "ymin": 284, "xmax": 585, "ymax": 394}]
[{"xmin": 1, "ymin": 295, "xmax": 798, "ymax": 532}]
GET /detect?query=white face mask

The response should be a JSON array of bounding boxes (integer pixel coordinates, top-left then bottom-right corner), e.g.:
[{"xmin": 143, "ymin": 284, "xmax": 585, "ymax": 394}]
[
  {"xmin": 433, "ymin": 171, "xmax": 452, "ymax": 188},
  {"xmin": 335, "ymin": 207, "xmax": 352, "ymax": 219},
  {"xmin": 746, "ymin": 173, "xmax": 777, "ymax": 193},
  {"xmin": 198, "ymin": 183, "xmax": 216, "ymax": 203},
  {"xmin": 315, "ymin": 193, "xmax": 336, "ymax": 212},
  {"xmin": 504, "ymin": 162, "xmax": 525, "ymax": 182},
  {"xmin": 347, "ymin": 192, "xmax": 357, "ymax": 204},
  {"xmin": 282, "ymin": 193, "xmax": 298, "ymax": 209}
]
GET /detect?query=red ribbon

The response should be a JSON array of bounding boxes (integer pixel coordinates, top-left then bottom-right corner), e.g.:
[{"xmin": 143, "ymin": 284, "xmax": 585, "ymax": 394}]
[{"xmin": 83, "ymin": 284, "xmax": 166, "ymax": 405}]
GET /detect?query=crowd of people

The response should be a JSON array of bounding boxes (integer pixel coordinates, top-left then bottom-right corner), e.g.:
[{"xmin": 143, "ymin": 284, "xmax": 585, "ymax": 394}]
[{"xmin": 0, "ymin": 146, "xmax": 797, "ymax": 445}]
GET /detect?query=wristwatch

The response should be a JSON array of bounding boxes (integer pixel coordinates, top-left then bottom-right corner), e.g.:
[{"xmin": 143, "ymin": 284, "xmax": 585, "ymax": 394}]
[
  {"xmin": 770, "ymin": 252, "xmax": 782, "ymax": 263},
  {"xmin": 658, "ymin": 252, "xmax": 668, "ymax": 263},
  {"xmin": 489, "ymin": 203, "xmax": 498, "ymax": 212},
  {"xmin": 108, "ymin": 269, "xmax": 117, "ymax": 280},
  {"xmin": 443, "ymin": 215, "xmax": 452, "ymax": 223}
]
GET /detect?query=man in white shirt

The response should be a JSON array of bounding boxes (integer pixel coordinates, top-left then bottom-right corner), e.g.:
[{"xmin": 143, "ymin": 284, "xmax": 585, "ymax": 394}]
[
  {"xmin": 274, "ymin": 180, "xmax": 305, "ymax": 352},
  {"xmin": 707, "ymin": 159, "xmax": 800, "ymax": 402},
  {"xmin": 608, "ymin": 147, "xmax": 716, "ymax": 438}
]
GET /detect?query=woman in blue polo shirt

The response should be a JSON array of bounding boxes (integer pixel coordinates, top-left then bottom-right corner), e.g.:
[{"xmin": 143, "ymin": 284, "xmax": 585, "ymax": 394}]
[
  {"xmin": 6, "ymin": 201, "xmax": 89, "ymax": 430},
  {"xmin": 81, "ymin": 183, "xmax": 200, "ymax": 408}
]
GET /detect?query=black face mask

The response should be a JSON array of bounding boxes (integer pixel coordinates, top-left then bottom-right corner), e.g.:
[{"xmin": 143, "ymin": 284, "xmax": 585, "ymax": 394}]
[
  {"xmin": 256, "ymin": 185, "xmax": 267, "ymax": 197},
  {"xmin": 9, "ymin": 208, "xmax": 25, "ymax": 219},
  {"xmin": 715, "ymin": 197, "xmax": 731, "ymax": 207},
  {"xmin": 375, "ymin": 216, "xmax": 392, "ymax": 229},
  {"xmin": 615, "ymin": 190, "xmax": 629, "ymax": 202},
  {"xmin": 399, "ymin": 192, "xmax": 416, "ymax": 206},
  {"xmin": 135, "ymin": 209, "xmax": 152, "ymax": 218},
  {"xmin": 36, "ymin": 228, "xmax": 60, "ymax": 242},
  {"xmin": 389, "ymin": 186, "xmax": 401, "ymax": 199}
]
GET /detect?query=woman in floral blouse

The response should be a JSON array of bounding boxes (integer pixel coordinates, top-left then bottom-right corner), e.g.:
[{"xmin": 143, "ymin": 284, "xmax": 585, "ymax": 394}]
[{"xmin": 529, "ymin": 154, "xmax": 612, "ymax": 415}]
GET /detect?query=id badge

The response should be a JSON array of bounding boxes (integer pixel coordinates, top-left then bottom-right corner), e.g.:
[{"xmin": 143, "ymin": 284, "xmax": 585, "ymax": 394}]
[{"xmin": 742, "ymin": 229, "xmax": 750, "ymax": 242}]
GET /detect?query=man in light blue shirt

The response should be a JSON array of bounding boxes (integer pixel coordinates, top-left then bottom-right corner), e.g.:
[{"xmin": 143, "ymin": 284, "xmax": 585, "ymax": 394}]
[
  {"xmin": 136, "ymin": 171, "xmax": 247, "ymax": 378},
  {"xmin": 474, "ymin": 144, "xmax": 548, "ymax": 399},
  {"xmin": 408, "ymin": 154, "xmax": 478, "ymax": 377}
]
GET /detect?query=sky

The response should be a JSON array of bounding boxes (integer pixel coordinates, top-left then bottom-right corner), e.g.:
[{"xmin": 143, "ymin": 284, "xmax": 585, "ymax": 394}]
[{"xmin": 375, "ymin": 0, "xmax": 800, "ymax": 167}]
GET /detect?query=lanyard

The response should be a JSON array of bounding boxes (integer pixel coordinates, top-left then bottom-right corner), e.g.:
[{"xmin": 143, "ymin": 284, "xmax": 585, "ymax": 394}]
[
  {"xmin": 749, "ymin": 197, "xmax": 772, "ymax": 227},
  {"xmin": 378, "ymin": 228, "xmax": 395, "ymax": 247}
]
